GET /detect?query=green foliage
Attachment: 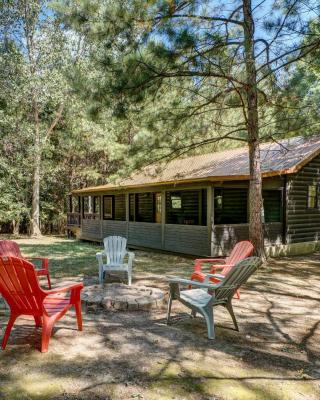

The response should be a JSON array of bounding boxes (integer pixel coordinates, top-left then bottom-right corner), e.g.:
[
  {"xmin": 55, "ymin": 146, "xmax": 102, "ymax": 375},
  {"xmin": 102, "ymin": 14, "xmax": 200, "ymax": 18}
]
[{"xmin": 0, "ymin": 0, "xmax": 120, "ymax": 233}]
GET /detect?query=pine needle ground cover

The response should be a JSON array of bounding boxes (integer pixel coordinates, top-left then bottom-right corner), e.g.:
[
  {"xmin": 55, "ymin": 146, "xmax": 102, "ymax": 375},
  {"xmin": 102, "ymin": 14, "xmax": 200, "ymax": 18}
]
[{"xmin": 0, "ymin": 236, "xmax": 319, "ymax": 400}]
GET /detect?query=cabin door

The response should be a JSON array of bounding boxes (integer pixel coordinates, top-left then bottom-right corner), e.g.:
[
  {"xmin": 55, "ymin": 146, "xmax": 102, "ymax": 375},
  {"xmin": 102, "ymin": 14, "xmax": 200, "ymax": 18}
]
[{"xmin": 155, "ymin": 193, "xmax": 162, "ymax": 223}]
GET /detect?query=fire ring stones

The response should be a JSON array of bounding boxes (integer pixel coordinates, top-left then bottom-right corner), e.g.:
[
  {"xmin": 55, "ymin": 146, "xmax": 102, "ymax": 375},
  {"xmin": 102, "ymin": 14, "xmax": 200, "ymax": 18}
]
[{"xmin": 81, "ymin": 283, "xmax": 165, "ymax": 312}]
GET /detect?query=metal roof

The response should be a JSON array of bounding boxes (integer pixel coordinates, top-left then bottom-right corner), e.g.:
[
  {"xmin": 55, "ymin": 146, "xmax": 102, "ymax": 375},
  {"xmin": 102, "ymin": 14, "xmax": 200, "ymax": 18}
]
[{"xmin": 73, "ymin": 135, "xmax": 320, "ymax": 194}]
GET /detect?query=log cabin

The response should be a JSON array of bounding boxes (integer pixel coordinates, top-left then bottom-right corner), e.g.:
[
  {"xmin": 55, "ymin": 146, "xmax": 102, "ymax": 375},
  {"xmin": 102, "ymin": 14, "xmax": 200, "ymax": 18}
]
[{"xmin": 67, "ymin": 135, "xmax": 320, "ymax": 256}]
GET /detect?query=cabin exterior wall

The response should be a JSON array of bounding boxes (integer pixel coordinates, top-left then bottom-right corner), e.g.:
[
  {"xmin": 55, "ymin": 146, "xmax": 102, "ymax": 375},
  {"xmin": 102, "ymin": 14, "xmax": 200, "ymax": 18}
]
[
  {"xmin": 68, "ymin": 177, "xmax": 286, "ymax": 256},
  {"xmin": 286, "ymin": 155, "xmax": 320, "ymax": 244}
]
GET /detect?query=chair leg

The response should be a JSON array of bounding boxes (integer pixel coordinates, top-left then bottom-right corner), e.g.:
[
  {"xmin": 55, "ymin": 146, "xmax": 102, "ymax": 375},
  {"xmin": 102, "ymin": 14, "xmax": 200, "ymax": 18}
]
[
  {"xmin": 99, "ymin": 266, "xmax": 103, "ymax": 284},
  {"xmin": 34, "ymin": 316, "xmax": 42, "ymax": 328},
  {"xmin": 2, "ymin": 314, "xmax": 18, "ymax": 350},
  {"xmin": 166, "ymin": 295, "xmax": 173, "ymax": 325},
  {"xmin": 203, "ymin": 307, "xmax": 215, "ymax": 340},
  {"xmin": 226, "ymin": 300, "xmax": 239, "ymax": 331},
  {"xmin": 128, "ymin": 271, "xmax": 132, "ymax": 286},
  {"xmin": 46, "ymin": 273, "xmax": 52, "ymax": 290},
  {"xmin": 74, "ymin": 301, "xmax": 83, "ymax": 331},
  {"xmin": 41, "ymin": 316, "xmax": 55, "ymax": 353}
]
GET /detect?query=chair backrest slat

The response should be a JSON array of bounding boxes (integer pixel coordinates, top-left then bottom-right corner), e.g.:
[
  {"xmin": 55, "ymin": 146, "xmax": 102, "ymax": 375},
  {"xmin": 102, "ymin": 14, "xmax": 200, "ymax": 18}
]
[
  {"xmin": 104, "ymin": 236, "xmax": 127, "ymax": 265},
  {"xmin": 226, "ymin": 241, "xmax": 254, "ymax": 266},
  {"xmin": 0, "ymin": 256, "xmax": 45, "ymax": 314},
  {"xmin": 0, "ymin": 240, "xmax": 22, "ymax": 258},
  {"xmin": 215, "ymin": 257, "xmax": 261, "ymax": 301}
]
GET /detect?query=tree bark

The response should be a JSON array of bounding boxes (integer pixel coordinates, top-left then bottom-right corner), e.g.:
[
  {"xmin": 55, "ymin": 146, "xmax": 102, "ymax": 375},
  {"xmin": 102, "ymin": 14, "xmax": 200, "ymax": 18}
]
[
  {"xmin": 23, "ymin": 2, "xmax": 42, "ymax": 237},
  {"xmin": 31, "ymin": 98, "xmax": 42, "ymax": 237},
  {"xmin": 243, "ymin": 0, "xmax": 265, "ymax": 258},
  {"xmin": 12, "ymin": 219, "xmax": 20, "ymax": 235}
]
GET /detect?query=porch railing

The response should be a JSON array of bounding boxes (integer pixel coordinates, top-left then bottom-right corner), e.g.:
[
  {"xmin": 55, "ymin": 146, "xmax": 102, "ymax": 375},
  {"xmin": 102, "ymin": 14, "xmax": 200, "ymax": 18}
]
[
  {"xmin": 67, "ymin": 212, "xmax": 81, "ymax": 226},
  {"xmin": 83, "ymin": 213, "xmax": 100, "ymax": 220}
]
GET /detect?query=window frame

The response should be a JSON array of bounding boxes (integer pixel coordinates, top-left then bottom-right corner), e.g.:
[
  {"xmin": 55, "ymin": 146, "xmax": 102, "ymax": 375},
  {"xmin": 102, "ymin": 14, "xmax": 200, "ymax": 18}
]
[
  {"xmin": 171, "ymin": 195, "xmax": 182, "ymax": 209},
  {"xmin": 214, "ymin": 188, "xmax": 248, "ymax": 225},
  {"xmin": 166, "ymin": 189, "xmax": 207, "ymax": 226},
  {"xmin": 135, "ymin": 192, "xmax": 155, "ymax": 223},
  {"xmin": 262, "ymin": 189, "xmax": 282, "ymax": 223},
  {"xmin": 307, "ymin": 185, "xmax": 318, "ymax": 209}
]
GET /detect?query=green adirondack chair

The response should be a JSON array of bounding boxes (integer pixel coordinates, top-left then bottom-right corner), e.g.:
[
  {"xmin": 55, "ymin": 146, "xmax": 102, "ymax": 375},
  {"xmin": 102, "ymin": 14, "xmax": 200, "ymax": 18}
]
[{"xmin": 167, "ymin": 257, "xmax": 262, "ymax": 339}]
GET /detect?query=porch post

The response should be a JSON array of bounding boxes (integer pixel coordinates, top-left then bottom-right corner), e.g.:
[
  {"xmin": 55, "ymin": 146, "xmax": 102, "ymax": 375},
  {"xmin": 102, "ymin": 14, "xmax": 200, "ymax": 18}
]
[
  {"xmin": 100, "ymin": 195, "xmax": 103, "ymax": 240},
  {"xmin": 161, "ymin": 191, "xmax": 166, "ymax": 249},
  {"xmin": 207, "ymin": 186, "xmax": 213, "ymax": 256},
  {"xmin": 125, "ymin": 192, "xmax": 130, "ymax": 239}
]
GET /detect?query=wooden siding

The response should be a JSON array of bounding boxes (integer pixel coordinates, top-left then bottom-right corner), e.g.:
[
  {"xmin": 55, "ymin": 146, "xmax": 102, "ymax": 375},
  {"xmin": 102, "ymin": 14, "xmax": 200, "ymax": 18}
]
[
  {"xmin": 81, "ymin": 219, "xmax": 102, "ymax": 240},
  {"xmin": 286, "ymin": 155, "xmax": 320, "ymax": 243},
  {"xmin": 212, "ymin": 223, "xmax": 283, "ymax": 256},
  {"xmin": 128, "ymin": 222, "xmax": 162, "ymax": 249},
  {"xmin": 164, "ymin": 224, "xmax": 209, "ymax": 255},
  {"xmin": 102, "ymin": 220, "xmax": 127, "ymax": 238}
]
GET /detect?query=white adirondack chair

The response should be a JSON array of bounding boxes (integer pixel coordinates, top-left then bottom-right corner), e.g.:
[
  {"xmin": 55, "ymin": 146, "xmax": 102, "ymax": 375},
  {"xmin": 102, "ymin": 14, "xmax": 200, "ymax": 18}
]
[
  {"xmin": 167, "ymin": 257, "xmax": 262, "ymax": 339},
  {"xmin": 96, "ymin": 236, "xmax": 135, "ymax": 285}
]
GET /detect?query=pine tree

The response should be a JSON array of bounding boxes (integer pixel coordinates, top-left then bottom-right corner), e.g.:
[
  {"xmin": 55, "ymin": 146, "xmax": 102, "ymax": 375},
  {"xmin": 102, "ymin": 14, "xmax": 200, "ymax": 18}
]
[{"xmin": 63, "ymin": 0, "xmax": 320, "ymax": 256}]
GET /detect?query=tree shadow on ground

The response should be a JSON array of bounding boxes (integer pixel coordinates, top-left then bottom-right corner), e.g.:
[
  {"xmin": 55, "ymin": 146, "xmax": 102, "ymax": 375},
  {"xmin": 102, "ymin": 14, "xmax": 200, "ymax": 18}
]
[{"xmin": 0, "ymin": 238, "xmax": 319, "ymax": 399}]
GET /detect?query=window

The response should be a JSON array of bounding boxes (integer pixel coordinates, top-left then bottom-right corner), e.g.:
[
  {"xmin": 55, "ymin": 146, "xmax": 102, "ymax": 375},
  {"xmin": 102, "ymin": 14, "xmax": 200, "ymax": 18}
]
[
  {"xmin": 307, "ymin": 185, "xmax": 318, "ymax": 209},
  {"xmin": 263, "ymin": 190, "xmax": 282, "ymax": 222},
  {"xmin": 166, "ymin": 189, "xmax": 207, "ymax": 226},
  {"xmin": 103, "ymin": 196, "xmax": 113, "ymax": 219},
  {"xmin": 69, "ymin": 196, "xmax": 80, "ymax": 213},
  {"xmin": 129, "ymin": 192, "xmax": 161, "ymax": 223},
  {"xmin": 214, "ymin": 188, "xmax": 247, "ymax": 224},
  {"xmin": 82, "ymin": 196, "xmax": 90, "ymax": 217},
  {"xmin": 171, "ymin": 195, "xmax": 182, "ymax": 209},
  {"xmin": 102, "ymin": 195, "xmax": 126, "ymax": 220},
  {"xmin": 114, "ymin": 194, "xmax": 126, "ymax": 221},
  {"xmin": 136, "ymin": 193, "xmax": 155, "ymax": 222}
]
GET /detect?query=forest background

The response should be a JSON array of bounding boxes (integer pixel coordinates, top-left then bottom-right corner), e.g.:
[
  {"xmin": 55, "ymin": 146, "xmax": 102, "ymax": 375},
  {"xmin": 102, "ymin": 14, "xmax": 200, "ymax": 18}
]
[{"xmin": 1, "ymin": 0, "xmax": 320, "ymax": 243}]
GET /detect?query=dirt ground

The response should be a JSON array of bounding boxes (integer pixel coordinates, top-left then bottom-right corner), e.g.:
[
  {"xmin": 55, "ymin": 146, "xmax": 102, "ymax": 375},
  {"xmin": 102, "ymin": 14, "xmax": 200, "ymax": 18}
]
[{"xmin": 0, "ymin": 236, "xmax": 319, "ymax": 400}]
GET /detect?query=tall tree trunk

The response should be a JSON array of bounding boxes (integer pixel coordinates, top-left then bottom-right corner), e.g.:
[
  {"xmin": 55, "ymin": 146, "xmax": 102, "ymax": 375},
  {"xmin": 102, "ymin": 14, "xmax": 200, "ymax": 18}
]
[
  {"xmin": 243, "ymin": 0, "xmax": 265, "ymax": 258},
  {"xmin": 12, "ymin": 219, "xmax": 20, "ymax": 235},
  {"xmin": 31, "ymin": 99, "xmax": 42, "ymax": 237}
]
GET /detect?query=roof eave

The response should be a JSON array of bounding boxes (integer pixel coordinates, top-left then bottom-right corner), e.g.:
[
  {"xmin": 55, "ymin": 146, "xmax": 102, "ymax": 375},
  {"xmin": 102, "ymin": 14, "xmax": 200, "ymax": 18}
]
[{"xmin": 70, "ymin": 146, "xmax": 320, "ymax": 195}]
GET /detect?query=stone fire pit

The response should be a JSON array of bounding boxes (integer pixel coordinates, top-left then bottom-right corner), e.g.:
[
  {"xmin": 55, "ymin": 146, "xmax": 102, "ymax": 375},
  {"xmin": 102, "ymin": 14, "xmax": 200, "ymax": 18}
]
[{"xmin": 81, "ymin": 283, "xmax": 165, "ymax": 312}]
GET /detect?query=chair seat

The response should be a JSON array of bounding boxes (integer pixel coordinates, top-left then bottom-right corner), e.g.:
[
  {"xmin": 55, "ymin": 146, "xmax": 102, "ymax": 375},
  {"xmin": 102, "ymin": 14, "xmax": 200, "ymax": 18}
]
[
  {"xmin": 180, "ymin": 288, "xmax": 212, "ymax": 308},
  {"xmin": 43, "ymin": 296, "xmax": 71, "ymax": 316},
  {"xmin": 102, "ymin": 263, "xmax": 128, "ymax": 271}
]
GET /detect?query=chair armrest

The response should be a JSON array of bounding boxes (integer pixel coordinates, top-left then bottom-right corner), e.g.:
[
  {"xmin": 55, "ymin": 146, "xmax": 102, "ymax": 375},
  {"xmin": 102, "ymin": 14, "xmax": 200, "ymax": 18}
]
[
  {"xmin": 45, "ymin": 282, "xmax": 83, "ymax": 295},
  {"xmin": 96, "ymin": 251, "xmax": 106, "ymax": 268},
  {"xmin": 206, "ymin": 273, "xmax": 225, "ymax": 279},
  {"xmin": 194, "ymin": 258, "xmax": 226, "ymax": 273},
  {"xmin": 195, "ymin": 258, "xmax": 226, "ymax": 264},
  {"xmin": 204, "ymin": 273, "xmax": 225, "ymax": 284},
  {"xmin": 210, "ymin": 264, "xmax": 234, "ymax": 273},
  {"xmin": 25, "ymin": 257, "xmax": 49, "ymax": 269},
  {"xmin": 168, "ymin": 276, "xmax": 220, "ymax": 290}
]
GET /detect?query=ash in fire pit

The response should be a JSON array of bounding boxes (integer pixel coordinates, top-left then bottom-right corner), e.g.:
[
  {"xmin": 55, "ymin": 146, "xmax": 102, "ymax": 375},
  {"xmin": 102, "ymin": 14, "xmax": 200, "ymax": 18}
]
[{"xmin": 81, "ymin": 283, "xmax": 165, "ymax": 312}]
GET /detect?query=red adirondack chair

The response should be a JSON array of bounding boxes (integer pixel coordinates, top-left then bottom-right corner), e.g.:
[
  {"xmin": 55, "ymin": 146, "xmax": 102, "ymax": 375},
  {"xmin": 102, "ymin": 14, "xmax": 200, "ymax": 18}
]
[
  {"xmin": 0, "ymin": 240, "xmax": 51, "ymax": 289},
  {"xmin": 0, "ymin": 256, "xmax": 83, "ymax": 352},
  {"xmin": 190, "ymin": 241, "xmax": 254, "ymax": 299}
]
